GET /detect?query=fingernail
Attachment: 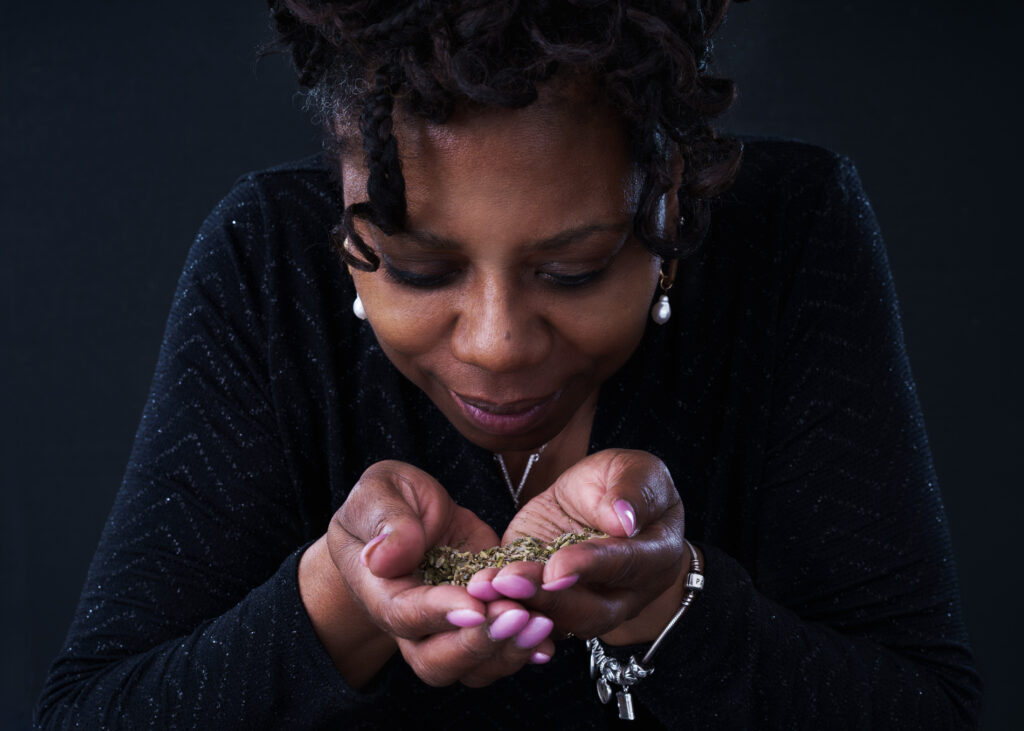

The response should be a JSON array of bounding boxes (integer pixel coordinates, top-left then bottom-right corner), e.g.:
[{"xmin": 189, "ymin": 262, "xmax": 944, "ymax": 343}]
[
  {"xmin": 447, "ymin": 609, "xmax": 486, "ymax": 628},
  {"xmin": 491, "ymin": 574, "xmax": 536, "ymax": 599},
  {"xmin": 530, "ymin": 651, "xmax": 552, "ymax": 664},
  {"xmin": 488, "ymin": 609, "xmax": 530, "ymax": 640},
  {"xmin": 542, "ymin": 574, "xmax": 579, "ymax": 592},
  {"xmin": 514, "ymin": 616, "xmax": 554, "ymax": 649},
  {"xmin": 467, "ymin": 579, "xmax": 501, "ymax": 602},
  {"xmin": 360, "ymin": 532, "xmax": 390, "ymax": 567},
  {"xmin": 613, "ymin": 499, "xmax": 637, "ymax": 537}
]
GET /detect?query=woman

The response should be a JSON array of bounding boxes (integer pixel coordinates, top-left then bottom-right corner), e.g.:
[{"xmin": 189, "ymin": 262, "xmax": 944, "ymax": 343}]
[{"xmin": 36, "ymin": 0, "xmax": 980, "ymax": 727}]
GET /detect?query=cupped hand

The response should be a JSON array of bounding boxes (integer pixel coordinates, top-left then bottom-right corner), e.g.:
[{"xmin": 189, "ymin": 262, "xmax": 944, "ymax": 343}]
[
  {"xmin": 326, "ymin": 460, "xmax": 555, "ymax": 686},
  {"xmin": 473, "ymin": 449, "xmax": 687, "ymax": 643}
]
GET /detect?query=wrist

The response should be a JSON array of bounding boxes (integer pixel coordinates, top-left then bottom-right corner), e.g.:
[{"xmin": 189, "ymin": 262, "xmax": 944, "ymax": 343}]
[
  {"xmin": 299, "ymin": 536, "xmax": 396, "ymax": 687},
  {"xmin": 599, "ymin": 541, "xmax": 694, "ymax": 646},
  {"xmin": 587, "ymin": 540, "xmax": 704, "ymax": 721}
]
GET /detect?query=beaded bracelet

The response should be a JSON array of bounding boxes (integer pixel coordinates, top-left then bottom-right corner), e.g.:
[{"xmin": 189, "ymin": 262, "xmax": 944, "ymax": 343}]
[{"xmin": 586, "ymin": 539, "xmax": 705, "ymax": 721}]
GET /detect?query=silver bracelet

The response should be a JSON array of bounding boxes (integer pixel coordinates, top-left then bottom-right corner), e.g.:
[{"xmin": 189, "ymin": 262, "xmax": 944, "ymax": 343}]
[{"xmin": 586, "ymin": 539, "xmax": 705, "ymax": 721}]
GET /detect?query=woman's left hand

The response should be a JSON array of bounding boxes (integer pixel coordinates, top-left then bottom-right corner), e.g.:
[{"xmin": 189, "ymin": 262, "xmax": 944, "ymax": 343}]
[{"xmin": 471, "ymin": 449, "xmax": 688, "ymax": 644}]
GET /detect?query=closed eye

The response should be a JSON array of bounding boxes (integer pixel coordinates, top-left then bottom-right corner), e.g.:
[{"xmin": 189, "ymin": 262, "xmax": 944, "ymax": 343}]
[
  {"xmin": 539, "ymin": 268, "xmax": 607, "ymax": 288},
  {"xmin": 380, "ymin": 258, "xmax": 459, "ymax": 289}
]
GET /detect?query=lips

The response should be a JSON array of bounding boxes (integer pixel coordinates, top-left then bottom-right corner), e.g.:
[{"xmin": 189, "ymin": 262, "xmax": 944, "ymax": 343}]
[
  {"xmin": 455, "ymin": 393, "xmax": 552, "ymax": 415},
  {"xmin": 450, "ymin": 390, "xmax": 561, "ymax": 437}
]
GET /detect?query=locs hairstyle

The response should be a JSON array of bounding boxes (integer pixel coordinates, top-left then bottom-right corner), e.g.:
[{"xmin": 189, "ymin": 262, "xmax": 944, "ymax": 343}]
[{"xmin": 267, "ymin": 0, "xmax": 745, "ymax": 269}]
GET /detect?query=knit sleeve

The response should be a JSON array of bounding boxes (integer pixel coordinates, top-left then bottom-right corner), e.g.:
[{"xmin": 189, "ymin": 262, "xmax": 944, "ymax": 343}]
[
  {"xmin": 34, "ymin": 178, "xmax": 386, "ymax": 729},
  {"xmin": 633, "ymin": 156, "xmax": 981, "ymax": 728}
]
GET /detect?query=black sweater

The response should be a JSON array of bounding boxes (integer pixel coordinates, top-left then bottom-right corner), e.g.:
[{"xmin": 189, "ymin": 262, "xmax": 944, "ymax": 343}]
[{"xmin": 36, "ymin": 140, "xmax": 981, "ymax": 729}]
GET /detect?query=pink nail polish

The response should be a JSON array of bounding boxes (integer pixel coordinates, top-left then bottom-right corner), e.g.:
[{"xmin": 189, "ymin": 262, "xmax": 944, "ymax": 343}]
[
  {"xmin": 360, "ymin": 532, "xmax": 390, "ymax": 567},
  {"xmin": 467, "ymin": 580, "xmax": 501, "ymax": 602},
  {"xmin": 491, "ymin": 574, "xmax": 536, "ymax": 599},
  {"xmin": 488, "ymin": 609, "xmax": 530, "ymax": 640},
  {"xmin": 613, "ymin": 499, "xmax": 637, "ymax": 537},
  {"xmin": 447, "ymin": 609, "xmax": 486, "ymax": 628},
  {"xmin": 541, "ymin": 574, "xmax": 579, "ymax": 592},
  {"xmin": 530, "ymin": 651, "xmax": 552, "ymax": 664},
  {"xmin": 514, "ymin": 616, "xmax": 554, "ymax": 649}
]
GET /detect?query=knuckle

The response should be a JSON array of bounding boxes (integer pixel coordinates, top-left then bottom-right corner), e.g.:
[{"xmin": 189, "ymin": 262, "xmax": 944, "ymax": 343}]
[
  {"xmin": 456, "ymin": 630, "xmax": 496, "ymax": 664},
  {"xmin": 381, "ymin": 596, "xmax": 421, "ymax": 639},
  {"xmin": 406, "ymin": 654, "xmax": 454, "ymax": 688},
  {"xmin": 642, "ymin": 460, "xmax": 676, "ymax": 508}
]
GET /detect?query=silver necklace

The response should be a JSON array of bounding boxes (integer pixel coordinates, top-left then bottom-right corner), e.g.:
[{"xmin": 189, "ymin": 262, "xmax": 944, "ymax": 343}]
[{"xmin": 494, "ymin": 443, "xmax": 547, "ymax": 508}]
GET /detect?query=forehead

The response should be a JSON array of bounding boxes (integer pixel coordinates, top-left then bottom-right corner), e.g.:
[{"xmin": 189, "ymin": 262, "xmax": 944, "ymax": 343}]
[
  {"xmin": 340, "ymin": 81, "xmax": 638, "ymax": 237},
  {"xmin": 407, "ymin": 99, "xmax": 627, "ymax": 180}
]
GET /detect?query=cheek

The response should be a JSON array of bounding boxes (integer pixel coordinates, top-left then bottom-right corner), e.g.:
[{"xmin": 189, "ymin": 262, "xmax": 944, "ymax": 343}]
[
  {"xmin": 550, "ymin": 254, "xmax": 659, "ymax": 364},
  {"xmin": 563, "ymin": 298, "xmax": 648, "ymax": 363},
  {"xmin": 355, "ymin": 276, "xmax": 452, "ymax": 358}
]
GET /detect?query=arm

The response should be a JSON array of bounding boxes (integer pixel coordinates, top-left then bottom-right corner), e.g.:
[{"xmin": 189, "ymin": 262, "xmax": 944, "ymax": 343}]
[
  {"xmin": 34, "ymin": 180, "xmax": 387, "ymax": 728},
  {"xmin": 36, "ymin": 177, "xmax": 559, "ymax": 729},
  {"xmin": 478, "ymin": 154, "xmax": 980, "ymax": 727},
  {"xmin": 635, "ymin": 154, "xmax": 980, "ymax": 727}
]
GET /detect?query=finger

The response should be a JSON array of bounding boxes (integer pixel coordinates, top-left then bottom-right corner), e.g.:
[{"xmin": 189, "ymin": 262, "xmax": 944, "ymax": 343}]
[
  {"xmin": 490, "ymin": 561, "xmax": 545, "ymax": 600},
  {"xmin": 447, "ymin": 505, "xmax": 502, "ymax": 553},
  {"xmin": 552, "ymin": 449, "xmax": 682, "ymax": 540},
  {"xmin": 460, "ymin": 607, "xmax": 555, "ymax": 688},
  {"xmin": 488, "ymin": 562, "xmax": 590, "ymax": 631},
  {"xmin": 458, "ymin": 606, "xmax": 552, "ymax": 688},
  {"xmin": 543, "ymin": 522, "xmax": 682, "ymax": 590},
  {"xmin": 512, "ymin": 613, "xmax": 554, "ymax": 650},
  {"xmin": 526, "ymin": 526, "xmax": 687, "ymax": 639},
  {"xmin": 528, "ymin": 638, "xmax": 556, "ymax": 665},
  {"xmin": 357, "ymin": 581, "xmax": 490, "ymax": 640},
  {"xmin": 517, "ymin": 570, "xmax": 624, "ymax": 637},
  {"xmin": 466, "ymin": 567, "xmax": 502, "ymax": 601},
  {"xmin": 398, "ymin": 599, "xmax": 532, "ymax": 687},
  {"xmin": 333, "ymin": 461, "xmax": 455, "ymax": 578}
]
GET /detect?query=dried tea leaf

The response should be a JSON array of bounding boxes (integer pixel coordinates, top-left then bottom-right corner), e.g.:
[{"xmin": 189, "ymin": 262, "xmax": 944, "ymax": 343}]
[{"xmin": 419, "ymin": 527, "xmax": 607, "ymax": 586}]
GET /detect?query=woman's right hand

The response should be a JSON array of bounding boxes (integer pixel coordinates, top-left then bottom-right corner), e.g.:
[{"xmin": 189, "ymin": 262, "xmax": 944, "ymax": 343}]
[{"xmin": 299, "ymin": 460, "xmax": 556, "ymax": 688}]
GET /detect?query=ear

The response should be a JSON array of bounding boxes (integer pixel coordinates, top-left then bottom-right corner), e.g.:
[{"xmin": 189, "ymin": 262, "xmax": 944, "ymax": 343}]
[
  {"xmin": 343, "ymin": 237, "xmax": 357, "ymax": 277},
  {"xmin": 341, "ymin": 237, "xmax": 375, "ymax": 282},
  {"xmin": 666, "ymin": 146, "xmax": 685, "ymax": 238},
  {"xmin": 651, "ymin": 146, "xmax": 685, "ymax": 240}
]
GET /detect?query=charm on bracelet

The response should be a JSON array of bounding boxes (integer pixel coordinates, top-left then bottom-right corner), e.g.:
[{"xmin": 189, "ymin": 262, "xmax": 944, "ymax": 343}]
[{"xmin": 585, "ymin": 539, "xmax": 704, "ymax": 721}]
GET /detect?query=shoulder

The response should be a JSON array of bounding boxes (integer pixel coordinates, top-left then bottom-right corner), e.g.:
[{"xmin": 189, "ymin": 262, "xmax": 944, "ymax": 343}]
[
  {"xmin": 709, "ymin": 138, "xmax": 879, "ymax": 264},
  {"xmin": 231, "ymin": 154, "xmax": 335, "ymax": 190},
  {"xmin": 720, "ymin": 138, "xmax": 863, "ymax": 218},
  {"xmin": 733, "ymin": 137, "xmax": 847, "ymax": 179},
  {"xmin": 215, "ymin": 154, "xmax": 340, "ymax": 233},
  {"xmin": 183, "ymin": 155, "xmax": 341, "ymax": 276}
]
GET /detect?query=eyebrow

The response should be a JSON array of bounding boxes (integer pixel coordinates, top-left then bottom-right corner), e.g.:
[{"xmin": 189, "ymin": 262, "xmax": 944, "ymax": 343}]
[{"xmin": 391, "ymin": 221, "xmax": 632, "ymax": 252}]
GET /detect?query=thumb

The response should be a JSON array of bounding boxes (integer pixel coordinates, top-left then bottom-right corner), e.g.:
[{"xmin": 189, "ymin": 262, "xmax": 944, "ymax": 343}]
[
  {"xmin": 554, "ymin": 449, "xmax": 680, "ymax": 539},
  {"xmin": 334, "ymin": 460, "xmax": 457, "ymax": 579}
]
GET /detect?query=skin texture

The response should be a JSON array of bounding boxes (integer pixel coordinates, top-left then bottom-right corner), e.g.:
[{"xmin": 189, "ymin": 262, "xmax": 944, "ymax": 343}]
[
  {"xmin": 298, "ymin": 88, "xmax": 691, "ymax": 689},
  {"xmin": 343, "ymin": 91, "xmax": 659, "ymax": 479}
]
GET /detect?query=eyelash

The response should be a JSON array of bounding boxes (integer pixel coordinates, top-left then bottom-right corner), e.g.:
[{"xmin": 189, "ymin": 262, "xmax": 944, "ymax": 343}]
[
  {"xmin": 381, "ymin": 262, "xmax": 457, "ymax": 289},
  {"xmin": 540, "ymin": 269, "xmax": 606, "ymax": 287},
  {"xmin": 380, "ymin": 261, "xmax": 608, "ymax": 291}
]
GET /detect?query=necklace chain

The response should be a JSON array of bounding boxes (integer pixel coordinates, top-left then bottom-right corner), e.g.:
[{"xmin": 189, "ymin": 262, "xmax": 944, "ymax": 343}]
[{"xmin": 494, "ymin": 443, "xmax": 547, "ymax": 508}]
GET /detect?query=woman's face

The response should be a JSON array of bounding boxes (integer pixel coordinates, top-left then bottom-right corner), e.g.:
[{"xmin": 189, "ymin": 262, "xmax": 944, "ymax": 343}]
[{"xmin": 341, "ymin": 95, "xmax": 664, "ymax": 454}]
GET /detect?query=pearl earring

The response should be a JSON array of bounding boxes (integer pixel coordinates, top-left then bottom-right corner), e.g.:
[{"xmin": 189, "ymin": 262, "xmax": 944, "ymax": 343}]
[
  {"xmin": 651, "ymin": 258, "xmax": 678, "ymax": 325},
  {"xmin": 651, "ymin": 293, "xmax": 671, "ymax": 325},
  {"xmin": 343, "ymin": 237, "xmax": 368, "ymax": 320}
]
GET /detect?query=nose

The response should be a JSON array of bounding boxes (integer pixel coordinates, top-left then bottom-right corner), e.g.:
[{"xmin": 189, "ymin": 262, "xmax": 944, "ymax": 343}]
[{"xmin": 450, "ymin": 276, "xmax": 551, "ymax": 373}]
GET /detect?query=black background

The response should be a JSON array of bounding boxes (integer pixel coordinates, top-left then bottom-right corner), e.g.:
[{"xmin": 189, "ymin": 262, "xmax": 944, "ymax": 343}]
[{"xmin": 3, "ymin": 2, "xmax": 1021, "ymax": 728}]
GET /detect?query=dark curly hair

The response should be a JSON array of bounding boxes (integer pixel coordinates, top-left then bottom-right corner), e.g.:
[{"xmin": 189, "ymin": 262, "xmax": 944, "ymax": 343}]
[{"xmin": 267, "ymin": 0, "xmax": 744, "ymax": 270}]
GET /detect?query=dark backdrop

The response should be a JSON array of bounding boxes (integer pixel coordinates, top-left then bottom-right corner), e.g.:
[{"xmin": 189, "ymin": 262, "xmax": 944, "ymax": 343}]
[{"xmin": 4, "ymin": 2, "xmax": 1021, "ymax": 728}]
